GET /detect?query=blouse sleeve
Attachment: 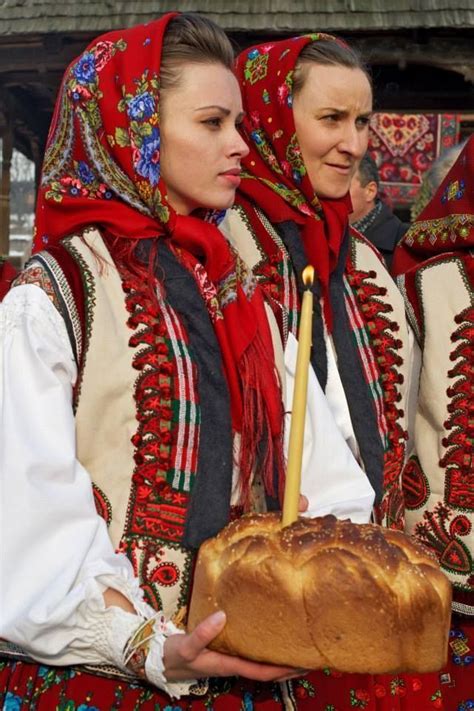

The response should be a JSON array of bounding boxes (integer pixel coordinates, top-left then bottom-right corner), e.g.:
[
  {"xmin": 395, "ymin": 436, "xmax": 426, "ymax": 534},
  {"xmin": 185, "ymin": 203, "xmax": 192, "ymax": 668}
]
[
  {"xmin": 284, "ymin": 332, "xmax": 375, "ymax": 524},
  {"xmin": 0, "ymin": 284, "xmax": 157, "ymax": 666}
]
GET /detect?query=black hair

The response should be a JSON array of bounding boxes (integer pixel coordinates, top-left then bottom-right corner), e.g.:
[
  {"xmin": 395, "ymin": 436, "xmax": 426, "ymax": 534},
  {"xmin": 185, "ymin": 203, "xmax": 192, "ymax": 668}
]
[{"xmin": 357, "ymin": 152, "xmax": 379, "ymax": 188}]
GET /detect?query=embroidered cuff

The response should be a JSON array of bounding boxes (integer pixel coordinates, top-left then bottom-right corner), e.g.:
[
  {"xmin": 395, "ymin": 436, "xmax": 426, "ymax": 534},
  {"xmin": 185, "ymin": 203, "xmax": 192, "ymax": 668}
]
[
  {"xmin": 145, "ymin": 617, "xmax": 196, "ymax": 699},
  {"xmin": 92, "ymin": 606, "xmax": 196, "ymax": 698}
]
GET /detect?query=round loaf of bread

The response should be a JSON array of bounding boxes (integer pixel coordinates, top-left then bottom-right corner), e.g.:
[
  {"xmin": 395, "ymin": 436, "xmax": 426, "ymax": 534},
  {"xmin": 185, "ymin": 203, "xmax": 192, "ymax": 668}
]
[{"xmin": 187, "ymin": 513, "xmax": 451, "ymax": 673}]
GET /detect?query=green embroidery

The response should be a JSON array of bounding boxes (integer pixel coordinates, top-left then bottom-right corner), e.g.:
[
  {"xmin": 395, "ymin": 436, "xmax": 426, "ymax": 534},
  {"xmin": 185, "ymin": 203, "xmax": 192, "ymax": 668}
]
[{"xmin": 244, "ymin": 49, "xmax": 269, "ymax": 85}]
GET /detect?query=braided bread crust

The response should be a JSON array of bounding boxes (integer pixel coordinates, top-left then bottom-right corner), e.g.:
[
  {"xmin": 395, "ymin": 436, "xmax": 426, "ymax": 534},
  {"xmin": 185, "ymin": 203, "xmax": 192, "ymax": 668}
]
[{"xmin": 188, "ymin": 513, "xmax": 451, "ymax": 673}]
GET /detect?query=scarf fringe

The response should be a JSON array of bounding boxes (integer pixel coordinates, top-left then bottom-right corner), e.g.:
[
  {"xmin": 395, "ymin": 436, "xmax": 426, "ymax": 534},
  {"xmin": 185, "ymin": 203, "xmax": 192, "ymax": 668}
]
[{"xmin": 238, "ymin": 332, "xmax": 286, "ymax": 509}]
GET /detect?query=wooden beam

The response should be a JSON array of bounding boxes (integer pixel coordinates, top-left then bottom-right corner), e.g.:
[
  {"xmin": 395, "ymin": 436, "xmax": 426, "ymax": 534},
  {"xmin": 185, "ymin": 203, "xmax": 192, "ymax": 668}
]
[
  {"xmin": 355, "ymin": 36, "xmax": 474, "ymax": 71},
  {"xmin": 0, "ymin": 35, "xmax": 93, "ymax": 75}
]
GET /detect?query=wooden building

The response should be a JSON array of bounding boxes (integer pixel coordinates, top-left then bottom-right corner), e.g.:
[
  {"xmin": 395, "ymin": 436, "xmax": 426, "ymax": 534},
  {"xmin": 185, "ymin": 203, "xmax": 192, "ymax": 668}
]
[{"xmin": 1, "ymin": 0, "xmax": 474, "ymax": 256}]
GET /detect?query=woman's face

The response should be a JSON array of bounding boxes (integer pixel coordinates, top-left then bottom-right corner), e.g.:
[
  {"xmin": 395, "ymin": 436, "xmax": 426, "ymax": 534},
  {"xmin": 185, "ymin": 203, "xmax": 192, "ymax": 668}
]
[
  {"xmin": 159, "ymin": 63, "xmax": 249, "ymax": 215},
  {"xmin": 292, "ymin": 63, "xmax": 372, "ymax": 199}
]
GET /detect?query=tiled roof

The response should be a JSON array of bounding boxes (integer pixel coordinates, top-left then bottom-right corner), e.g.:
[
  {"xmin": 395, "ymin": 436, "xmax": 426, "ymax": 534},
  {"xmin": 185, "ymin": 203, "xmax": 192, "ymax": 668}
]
[{"xmin": 1, "ymin": 0, "xmax": 474, "ymax": 34}]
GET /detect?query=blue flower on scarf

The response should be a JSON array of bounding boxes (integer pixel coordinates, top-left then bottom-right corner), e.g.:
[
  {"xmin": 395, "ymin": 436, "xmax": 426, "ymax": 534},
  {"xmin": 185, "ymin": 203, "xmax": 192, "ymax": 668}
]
[
  {"xmin": 73, "ymin": 52, "xmax": 97, "ymax": 84},
  {"xmin": 77, "ymin": 705, "xmax": 100, "ymax": 711},
  {"xmin": 163, "ymin": 706, "xmax": 182, "ymax": 711},
  {"xmin": 136, "ymin": 127, "xmax": 161, "ymax": 186},
  {"xmin": 242, "ymin": 692, "xmax": 254, "ymax": 711},
  {"xmin": 248, "ymin": 49, "xmax": 260, "ymax": 60},
  {"xmin": 127, "ymin": 92, "xmax": 155, "ymax": 120},
  {"xmin": 251, "ymin": 130, "xmax": 263, "ymax": 146},
  {"xmin": 77, "ymin": 161, "xmax": 95, "ymax": 185},
  {"xmin": 4, "ymin": 692, "xmax": 22, "ymax": 711},
  {"xmin": 212, "ymin": 209, "xmax": 227, "ymax": 225}
]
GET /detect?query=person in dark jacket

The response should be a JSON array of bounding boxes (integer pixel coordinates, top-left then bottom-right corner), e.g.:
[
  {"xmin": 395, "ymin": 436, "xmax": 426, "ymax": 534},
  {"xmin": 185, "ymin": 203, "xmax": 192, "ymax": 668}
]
[{"xmin": 349, "ymin": 152, "xmax": 408, "ymax": 269}]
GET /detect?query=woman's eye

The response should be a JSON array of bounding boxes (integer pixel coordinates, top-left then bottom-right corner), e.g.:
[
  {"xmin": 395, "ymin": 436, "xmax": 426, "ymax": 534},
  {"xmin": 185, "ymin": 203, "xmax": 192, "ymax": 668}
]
[
  {"xmin": 356, "ymin": 116, "xmax": 371, "ymax": 128},
  {"xmin": 322, "ymin": 114, "xmax": 339, "ymax": 123},
  {"xmin": 203, "ymin": 117, "xmax": 222, "ymax": 128}
]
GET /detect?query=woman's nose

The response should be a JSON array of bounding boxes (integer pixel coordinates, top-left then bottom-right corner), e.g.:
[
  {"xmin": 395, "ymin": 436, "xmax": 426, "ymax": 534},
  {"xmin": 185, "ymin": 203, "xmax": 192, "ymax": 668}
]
[
  {"xmin": 339, "ymin": 124, "xmax": 367, "ymax": 158},
  {"xmin": 230, "ymin": 128, "xmax": 250, "ymax": 159}
]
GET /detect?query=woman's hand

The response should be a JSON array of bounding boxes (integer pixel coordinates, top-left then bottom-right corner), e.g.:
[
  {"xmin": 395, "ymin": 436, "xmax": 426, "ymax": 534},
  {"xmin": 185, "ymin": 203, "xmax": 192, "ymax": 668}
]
[
  {"xmin": 298, "ymin": 495, "xmax": 309, "ymax": 513},
  {"xmin": 163, "ymin": 611, "xmax": 300, "ymax": 682}
]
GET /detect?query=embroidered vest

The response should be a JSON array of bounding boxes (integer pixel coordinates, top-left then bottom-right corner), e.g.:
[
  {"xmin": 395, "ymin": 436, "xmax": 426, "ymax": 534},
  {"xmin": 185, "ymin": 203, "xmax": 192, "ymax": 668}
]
[
  {"xmin": 223, "ymin": 207, "xmax": 413, "ymax": 531},
  {"xmin": 398, "ymin": 254, "xmax": 474, "ymax": 614},
  {"xmin": 24, "ymin": 228, "xmax": 286, "ymax": 621},
  {"xmin": 33, "ymin": 229, "xmax": 199, "ymax": 620}
]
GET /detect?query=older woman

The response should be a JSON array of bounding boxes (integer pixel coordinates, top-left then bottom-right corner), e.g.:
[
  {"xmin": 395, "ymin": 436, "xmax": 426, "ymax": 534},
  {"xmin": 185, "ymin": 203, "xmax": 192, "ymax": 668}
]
[{"xmin": 224, "ymin": 33, "xmax": 445, "ymax": 710}]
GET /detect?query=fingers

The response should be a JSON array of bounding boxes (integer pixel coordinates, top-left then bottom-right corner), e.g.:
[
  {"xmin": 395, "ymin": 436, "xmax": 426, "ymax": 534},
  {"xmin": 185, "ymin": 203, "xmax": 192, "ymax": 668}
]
[
  {"xmin": 275, "ymin": 668, "xmax": 310, "ymax": 682},
  {"xmin": 215, "ymin": 653, "xmax": 297, "ymax": 682},
  {"xmin": 164, "ymin": 611, "xmax": 304, "ymax": 683},
  {"xmin": 180, "ymin": 611, "xmax": 226, "ymax": 662},
  {"xmin": 298, "ymin": 494, "xmax": 309, "ymax": 512}
]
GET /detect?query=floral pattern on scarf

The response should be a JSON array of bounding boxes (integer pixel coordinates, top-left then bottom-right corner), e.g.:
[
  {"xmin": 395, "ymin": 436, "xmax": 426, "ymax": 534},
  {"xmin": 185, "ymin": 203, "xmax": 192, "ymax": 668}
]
[
  {"xmin": 33, "ymin": 13, "xmax": 284, "ymax": 508},
  {"xmin": 235, "ymin": 34, "xmax": 354, "ymax": 329},
  {"xmin": 393, "ymin": 135, "xmax": 474, "ymax": 276}
]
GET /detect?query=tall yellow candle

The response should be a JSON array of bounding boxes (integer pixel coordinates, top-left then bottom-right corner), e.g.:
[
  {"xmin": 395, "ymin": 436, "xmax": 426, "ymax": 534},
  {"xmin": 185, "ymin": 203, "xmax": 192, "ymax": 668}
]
[{"xmin": 282, "ymin": 265, "xmax": 314, "ymax": 528}]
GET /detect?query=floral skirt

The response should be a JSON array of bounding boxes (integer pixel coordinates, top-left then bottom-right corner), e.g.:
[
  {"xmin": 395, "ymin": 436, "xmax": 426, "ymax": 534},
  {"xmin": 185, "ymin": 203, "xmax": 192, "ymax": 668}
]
[
  {"xmin": 291, "ymin": 614, "xmax": 473, "ymax": 711},
  {"xmin": 0, "ymin": 663, "xmax": 283, "ymax": 711},
  {"xmin": 1, "ymin": 616, "xmax": 472, "ymax": 711}
]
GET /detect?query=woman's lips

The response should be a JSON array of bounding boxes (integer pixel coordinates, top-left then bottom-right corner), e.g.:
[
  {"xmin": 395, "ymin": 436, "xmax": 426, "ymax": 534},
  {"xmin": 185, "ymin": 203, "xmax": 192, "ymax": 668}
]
[
  {"xmin": 219, "ymin": 170, "xmax": 241, "ymax": 187},
  {"xmin": 326, "ymin": 163, "xmax": 352, "ymax": 175}
]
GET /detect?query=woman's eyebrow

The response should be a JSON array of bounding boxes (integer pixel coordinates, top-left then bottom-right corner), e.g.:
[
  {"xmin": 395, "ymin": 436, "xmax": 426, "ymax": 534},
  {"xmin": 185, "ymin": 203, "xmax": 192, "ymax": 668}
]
[
  {"xmin": 319, "ymin": 107, "xmax": 347, "ymax": 114},
  {"xmin": 318, "ymin": 108, "xmax": 372, "ymax": 118},
  {"xmin": 194, "ymin": 105, "xmax": 230, "ymax": 114}
]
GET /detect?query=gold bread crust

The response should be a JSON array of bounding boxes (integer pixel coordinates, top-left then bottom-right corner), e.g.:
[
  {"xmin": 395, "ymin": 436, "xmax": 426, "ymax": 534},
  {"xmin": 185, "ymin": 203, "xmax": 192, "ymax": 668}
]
[{"xmin": 187, "ymin": 513, "xmax": 451, "ymax": 673}]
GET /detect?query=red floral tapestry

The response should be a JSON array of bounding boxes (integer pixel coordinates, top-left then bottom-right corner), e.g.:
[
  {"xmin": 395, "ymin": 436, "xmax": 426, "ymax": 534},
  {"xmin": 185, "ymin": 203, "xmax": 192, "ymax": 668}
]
[{"xmin": 368, "ymin": 113, "xmax": 461, "ymax": 206}]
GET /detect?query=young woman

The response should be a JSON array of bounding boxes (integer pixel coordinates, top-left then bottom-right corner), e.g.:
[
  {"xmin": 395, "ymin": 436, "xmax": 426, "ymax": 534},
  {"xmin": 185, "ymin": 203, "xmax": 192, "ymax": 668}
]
[
  {"xmin": 393, "ymin": 135, "xmax": 474, "ymax": 711},
  {"xmin": 0, "ymin": 13, "xmax": 302, "ymax": 710},
  {"xmin": 223, "ymin": 33, "xmax": 446, "ymax": 709}
]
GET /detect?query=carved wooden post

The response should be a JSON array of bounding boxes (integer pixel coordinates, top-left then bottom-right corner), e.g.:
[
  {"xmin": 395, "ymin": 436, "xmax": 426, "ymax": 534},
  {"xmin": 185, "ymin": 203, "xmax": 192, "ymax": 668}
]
[{"xmin": 0, "ymin": 121, "xmax": 13, "ymax": 257}]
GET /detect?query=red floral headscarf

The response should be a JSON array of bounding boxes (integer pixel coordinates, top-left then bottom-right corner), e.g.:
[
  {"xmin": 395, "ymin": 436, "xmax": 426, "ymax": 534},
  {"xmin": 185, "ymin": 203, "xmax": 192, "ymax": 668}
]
[
  {"xmin": 392, "ymin": 135, "xmax": 474, "ymax": 277},
  {"xmin": 0, "ymin": 259, "xmax": 17, "ymax": 301},
  {"xmin": 34, "ymin": 13, "xmax": 284, "ymax": 503},
  {"xmin": 235, "ymin": 34, "xmax": 354, "ymax": 329}
]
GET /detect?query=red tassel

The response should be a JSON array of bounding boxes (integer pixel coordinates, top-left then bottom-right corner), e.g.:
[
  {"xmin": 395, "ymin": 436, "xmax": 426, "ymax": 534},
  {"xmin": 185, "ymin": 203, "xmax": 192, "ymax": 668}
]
[{"xmin": 238, "ymin": 332, "xmax": 285, "ymax": 509}]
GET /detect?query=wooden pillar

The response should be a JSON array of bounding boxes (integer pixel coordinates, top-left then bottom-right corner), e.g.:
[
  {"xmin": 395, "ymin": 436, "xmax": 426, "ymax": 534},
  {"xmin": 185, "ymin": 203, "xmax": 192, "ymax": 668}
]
[
  {"xmin": 31, "ymin": 140, "xmax": 42, "ymax": 194},
  {"xmin": 0, "ymin": 121, "xmax": 13, "ymax": 257}
]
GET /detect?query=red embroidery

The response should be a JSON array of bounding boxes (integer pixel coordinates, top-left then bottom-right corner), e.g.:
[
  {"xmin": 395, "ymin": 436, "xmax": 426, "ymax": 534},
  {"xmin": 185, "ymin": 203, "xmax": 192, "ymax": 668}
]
[
  {"xmin": 118, "ymin": 536, "xmax": 192, "ymax": 611},
  {"xmin": 441, "ymin": 305, "xmax": 474, "ymax": 511},
  {"xmin": 403, "ymin": 456, "xmax": 430, "ymax": 510},
  {"xmin": 346, "ymin": 263, "xmax": 407, "ymax": 530},
  {"xmin": 118, "ymin": 266, "xmax": 193, "ymax": 544},
  {"xmin": 92, "ymin": 483, "xmax": 112, "ymax": 526},
  {"xmin": 150, "ymin": 561, "xmax": 180, "ymax": 587},
  {"xmin": 415, "ymin": 502, "xmax": 473, "ymax": 575}
]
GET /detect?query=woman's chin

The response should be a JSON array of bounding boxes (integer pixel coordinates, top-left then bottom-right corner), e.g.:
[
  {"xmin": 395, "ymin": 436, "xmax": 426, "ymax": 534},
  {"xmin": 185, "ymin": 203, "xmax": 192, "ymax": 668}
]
[{"xmin": 313, "ymin": 187, "xmax": 350, "ymax": 200}]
